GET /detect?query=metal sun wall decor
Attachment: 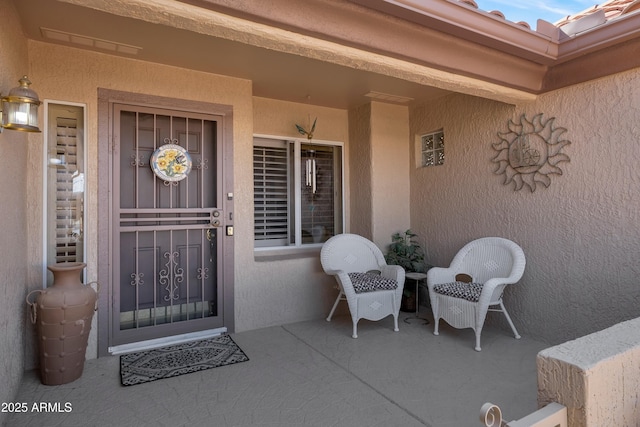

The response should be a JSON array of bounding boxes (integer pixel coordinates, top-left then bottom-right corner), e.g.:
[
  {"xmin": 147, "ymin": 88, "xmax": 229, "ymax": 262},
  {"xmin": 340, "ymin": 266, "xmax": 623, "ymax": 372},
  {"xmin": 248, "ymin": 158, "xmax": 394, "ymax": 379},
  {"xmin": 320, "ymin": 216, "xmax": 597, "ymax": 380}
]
[{"xmin": 492, "ymin": 113, "xmax": 571, "ymax": 192}]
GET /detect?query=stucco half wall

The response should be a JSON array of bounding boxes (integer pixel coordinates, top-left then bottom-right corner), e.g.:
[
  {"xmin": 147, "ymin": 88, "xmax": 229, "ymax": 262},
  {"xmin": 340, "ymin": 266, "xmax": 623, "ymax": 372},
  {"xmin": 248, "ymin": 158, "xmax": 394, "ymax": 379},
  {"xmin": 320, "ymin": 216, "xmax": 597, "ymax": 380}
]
[{"xmin": 537, "ymin": 316, "xmax": 640, "ymax": 426}]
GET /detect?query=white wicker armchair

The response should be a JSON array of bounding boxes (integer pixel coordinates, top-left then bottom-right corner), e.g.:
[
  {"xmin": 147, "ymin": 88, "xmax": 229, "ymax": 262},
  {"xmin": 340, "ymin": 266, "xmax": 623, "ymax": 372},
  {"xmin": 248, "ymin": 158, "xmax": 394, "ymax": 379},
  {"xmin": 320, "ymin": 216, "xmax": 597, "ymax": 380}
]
[
  {"xmin": 427, "ymin": 237, "xmax": 526, "ymax": 351},
  {"xmin": 320, "ymin": 233, "xmax": 405, "ymax": 338}
]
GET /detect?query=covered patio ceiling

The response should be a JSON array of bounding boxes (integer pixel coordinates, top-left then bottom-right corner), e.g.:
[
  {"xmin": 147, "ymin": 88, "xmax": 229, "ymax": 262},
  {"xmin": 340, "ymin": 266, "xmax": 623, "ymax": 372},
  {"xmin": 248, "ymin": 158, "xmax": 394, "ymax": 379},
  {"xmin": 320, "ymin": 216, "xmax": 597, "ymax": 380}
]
[{"xmin": 12, "ymin": 0, "xmax": 640, "ymax": 109}]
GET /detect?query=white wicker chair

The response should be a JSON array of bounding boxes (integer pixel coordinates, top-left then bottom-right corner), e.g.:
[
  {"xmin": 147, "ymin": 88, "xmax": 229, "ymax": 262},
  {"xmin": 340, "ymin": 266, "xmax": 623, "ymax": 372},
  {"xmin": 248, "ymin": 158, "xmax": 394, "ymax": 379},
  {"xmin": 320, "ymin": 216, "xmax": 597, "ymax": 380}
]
[
  {"xmin": 320, "ymin": 233, "xmax": 405, "ymax": 338},
  {"xmin": 427, "ymin": 237, "xmax": 526, "ymax": 351}
]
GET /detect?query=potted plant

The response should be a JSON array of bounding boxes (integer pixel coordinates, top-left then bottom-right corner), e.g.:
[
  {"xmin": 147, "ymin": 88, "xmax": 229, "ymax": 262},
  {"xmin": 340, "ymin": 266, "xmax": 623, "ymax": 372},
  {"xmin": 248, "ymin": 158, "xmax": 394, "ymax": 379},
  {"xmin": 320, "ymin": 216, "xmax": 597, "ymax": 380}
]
[{"xmin": 385, "ymin": 230, "xmax": 428, "ymax": 312}]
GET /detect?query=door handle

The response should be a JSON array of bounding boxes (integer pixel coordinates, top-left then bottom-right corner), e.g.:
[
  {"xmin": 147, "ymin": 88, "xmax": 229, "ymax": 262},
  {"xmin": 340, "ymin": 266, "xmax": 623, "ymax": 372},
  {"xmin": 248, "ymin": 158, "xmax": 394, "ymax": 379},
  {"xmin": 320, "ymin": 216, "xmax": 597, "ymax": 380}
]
[{"xmin": 206, "ymin": 228, "xmax": 217, "ymax": 262}]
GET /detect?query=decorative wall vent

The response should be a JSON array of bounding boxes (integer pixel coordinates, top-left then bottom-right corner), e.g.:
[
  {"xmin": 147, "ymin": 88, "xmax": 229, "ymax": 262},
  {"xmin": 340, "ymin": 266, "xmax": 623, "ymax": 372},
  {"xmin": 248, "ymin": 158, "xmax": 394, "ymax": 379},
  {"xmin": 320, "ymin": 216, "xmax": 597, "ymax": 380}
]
[{"xmin": 492, "ymin": 113, "xmax": 570, "ymax": 192}]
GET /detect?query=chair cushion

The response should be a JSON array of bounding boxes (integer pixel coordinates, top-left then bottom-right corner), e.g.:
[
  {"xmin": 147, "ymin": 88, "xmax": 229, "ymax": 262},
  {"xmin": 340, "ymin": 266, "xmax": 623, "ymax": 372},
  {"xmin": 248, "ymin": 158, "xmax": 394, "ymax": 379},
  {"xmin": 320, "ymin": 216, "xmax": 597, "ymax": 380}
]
[
  {"xmin": 433, "ymin": 281, "xmax": 484, "ymax": 302},
  {"xmin": 348, "ymin": 272, "xmax": 398, "ymax": 294}
]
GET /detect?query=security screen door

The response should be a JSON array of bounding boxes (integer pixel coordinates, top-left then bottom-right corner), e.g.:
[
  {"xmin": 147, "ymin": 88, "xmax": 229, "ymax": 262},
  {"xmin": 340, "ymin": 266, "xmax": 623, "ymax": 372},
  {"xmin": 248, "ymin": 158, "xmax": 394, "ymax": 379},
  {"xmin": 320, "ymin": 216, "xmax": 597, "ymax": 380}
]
[{"xmin": 112, "ymin": 104, "xmax": 225, "ymax": 346}]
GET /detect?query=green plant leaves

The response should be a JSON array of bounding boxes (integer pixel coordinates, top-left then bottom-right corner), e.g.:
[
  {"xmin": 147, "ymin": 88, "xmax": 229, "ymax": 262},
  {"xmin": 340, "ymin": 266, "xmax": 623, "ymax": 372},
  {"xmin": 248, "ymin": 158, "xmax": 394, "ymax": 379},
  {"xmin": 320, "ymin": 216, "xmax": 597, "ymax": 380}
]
[{"xmin": 385, "ymin": 229, "xmax": 426, "ymax": 273}]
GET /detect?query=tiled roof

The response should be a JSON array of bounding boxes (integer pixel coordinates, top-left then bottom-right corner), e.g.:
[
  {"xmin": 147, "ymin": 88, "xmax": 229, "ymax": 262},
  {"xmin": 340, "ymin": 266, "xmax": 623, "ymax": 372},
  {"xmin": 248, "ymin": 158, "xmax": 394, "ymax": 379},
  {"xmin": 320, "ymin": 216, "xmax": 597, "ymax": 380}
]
[
  {"xmin": 556, "ymin": 0, "xmax": 640, "ymax": 26},
  {"xmin": 457, "ymin": 0, "xmax": 640, "ymax": 32},
  {"xmin": 456, "ymin": 0, "xmax": 534, "ymax": 30}
]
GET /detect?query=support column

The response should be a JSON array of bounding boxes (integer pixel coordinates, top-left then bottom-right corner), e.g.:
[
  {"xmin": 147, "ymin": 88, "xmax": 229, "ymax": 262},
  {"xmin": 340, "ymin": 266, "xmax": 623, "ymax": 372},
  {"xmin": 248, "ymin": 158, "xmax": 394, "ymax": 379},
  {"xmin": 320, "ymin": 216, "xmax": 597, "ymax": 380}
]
[{"xmin": 348, "ymin": 101, "xmax": 410, "ymax": 249}]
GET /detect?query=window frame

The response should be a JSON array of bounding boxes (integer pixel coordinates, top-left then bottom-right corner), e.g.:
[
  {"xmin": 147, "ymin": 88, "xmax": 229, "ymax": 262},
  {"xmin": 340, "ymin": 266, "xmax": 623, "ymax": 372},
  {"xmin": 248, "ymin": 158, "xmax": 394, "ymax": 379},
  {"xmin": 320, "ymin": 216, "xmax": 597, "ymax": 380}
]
[
  {"xmin": 419, "ymin": 129, "xmax": 445, "ymax": 168},
  {"xmin": 253, "ymin": 134, "xmax": 345, "ymax": 255},
  {"xmin": 42, "ymin": 100, "xmax": 88, "ymax": 287}
]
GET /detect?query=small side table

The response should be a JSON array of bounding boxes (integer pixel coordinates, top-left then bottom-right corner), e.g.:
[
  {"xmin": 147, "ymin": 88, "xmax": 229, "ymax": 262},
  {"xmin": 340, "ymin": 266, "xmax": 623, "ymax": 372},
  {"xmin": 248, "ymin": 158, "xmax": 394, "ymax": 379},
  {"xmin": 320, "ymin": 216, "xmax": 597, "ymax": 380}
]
[{"xmin": 404, "ymin": 272, "xmax": 429, "ymax": 324}]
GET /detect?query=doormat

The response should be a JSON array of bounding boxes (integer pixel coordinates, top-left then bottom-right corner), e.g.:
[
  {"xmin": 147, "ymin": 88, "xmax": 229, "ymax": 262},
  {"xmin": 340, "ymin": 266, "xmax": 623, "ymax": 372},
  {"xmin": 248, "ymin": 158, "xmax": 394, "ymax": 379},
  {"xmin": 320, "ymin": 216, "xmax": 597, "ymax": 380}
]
[{"xmin": 120, "ymin": 334, "xmax": 249, "ymax": 386}]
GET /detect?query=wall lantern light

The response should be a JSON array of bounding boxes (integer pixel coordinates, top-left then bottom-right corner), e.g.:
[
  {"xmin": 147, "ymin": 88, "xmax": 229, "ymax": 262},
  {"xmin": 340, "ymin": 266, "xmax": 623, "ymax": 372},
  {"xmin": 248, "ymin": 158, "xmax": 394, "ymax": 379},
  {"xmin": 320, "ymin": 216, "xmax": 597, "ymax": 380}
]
[{"xmin": 0, "ymin": 75, "xmax": 42, "ymax": 133}]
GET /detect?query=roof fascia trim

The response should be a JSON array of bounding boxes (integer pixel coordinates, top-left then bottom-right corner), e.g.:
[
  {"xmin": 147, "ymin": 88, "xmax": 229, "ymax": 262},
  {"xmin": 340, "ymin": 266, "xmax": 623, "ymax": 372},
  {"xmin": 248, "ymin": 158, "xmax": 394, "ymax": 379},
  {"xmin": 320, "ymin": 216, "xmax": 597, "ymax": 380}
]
[
  {"xmin": 557, "ymin": 12, "xmax": 640, "ymax": 63},
  {"xmin": 350, "ymin": 0, "xmax": 561, "ymax": 63}
]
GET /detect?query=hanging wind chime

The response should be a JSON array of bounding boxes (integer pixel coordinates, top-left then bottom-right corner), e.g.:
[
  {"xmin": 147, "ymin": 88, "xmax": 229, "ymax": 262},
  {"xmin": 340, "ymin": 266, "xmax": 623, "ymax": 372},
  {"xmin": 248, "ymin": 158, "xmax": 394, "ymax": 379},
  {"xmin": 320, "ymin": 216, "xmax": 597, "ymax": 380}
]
[{"xmin": 296, "ymin": 117, "xmax": 318, "ymax": 194}]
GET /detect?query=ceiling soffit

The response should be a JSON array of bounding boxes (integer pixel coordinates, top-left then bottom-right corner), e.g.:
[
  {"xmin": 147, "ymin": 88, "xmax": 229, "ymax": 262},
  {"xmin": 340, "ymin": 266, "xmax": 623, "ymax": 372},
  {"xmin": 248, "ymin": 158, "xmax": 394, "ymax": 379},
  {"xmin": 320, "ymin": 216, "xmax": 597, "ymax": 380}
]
[
  {"xmin": 44, "ymin": 0, "xmax": 536, "ymax": 105},
  {"xmin": 178, "ymin": 0, "xmax": 640, "ymax": 94},
  {"xmin": 21, "ymin": 0, "xmax": 640, "ymax": 104},
  {"xmin": 178, "ymin": 0, "xmax": 549, "ymax": 93}
]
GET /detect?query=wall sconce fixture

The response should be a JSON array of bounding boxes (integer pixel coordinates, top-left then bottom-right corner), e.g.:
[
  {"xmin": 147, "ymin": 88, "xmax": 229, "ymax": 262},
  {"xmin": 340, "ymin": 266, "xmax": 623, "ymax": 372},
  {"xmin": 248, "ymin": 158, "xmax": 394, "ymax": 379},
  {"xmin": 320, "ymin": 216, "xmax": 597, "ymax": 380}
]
[{"xmin": 0, "ymin": 75, "xmax": 42, "ymax": 133}]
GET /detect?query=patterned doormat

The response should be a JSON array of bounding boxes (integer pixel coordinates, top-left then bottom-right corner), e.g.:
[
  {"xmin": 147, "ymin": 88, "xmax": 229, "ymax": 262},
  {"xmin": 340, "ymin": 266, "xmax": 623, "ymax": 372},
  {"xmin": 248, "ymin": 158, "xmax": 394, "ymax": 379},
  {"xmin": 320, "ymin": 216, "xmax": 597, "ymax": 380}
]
[{"xmin": 120, "ymin": 335, "xmax": 249, "ymax": 386}]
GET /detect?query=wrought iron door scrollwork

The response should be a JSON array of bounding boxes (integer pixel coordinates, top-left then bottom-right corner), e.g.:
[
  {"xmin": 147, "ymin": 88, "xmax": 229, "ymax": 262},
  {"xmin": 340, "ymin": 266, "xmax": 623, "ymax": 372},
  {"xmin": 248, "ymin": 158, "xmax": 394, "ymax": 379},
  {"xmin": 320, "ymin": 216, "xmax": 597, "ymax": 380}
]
[
  {"xmin": 159, "ymin": 251, "xmax": 184, "ymax": 301},
  {"xmin": 130, "ymin": 272, "xmax": 144, "ymax": 287}
]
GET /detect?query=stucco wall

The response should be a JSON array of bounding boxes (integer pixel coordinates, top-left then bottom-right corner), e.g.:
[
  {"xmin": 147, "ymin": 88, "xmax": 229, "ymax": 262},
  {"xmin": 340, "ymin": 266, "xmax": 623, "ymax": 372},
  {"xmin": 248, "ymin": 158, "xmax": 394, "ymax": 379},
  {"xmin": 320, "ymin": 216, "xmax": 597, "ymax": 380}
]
[
  {"xmin": 21, "ymin": 39, "xmax": 405, "ymax": 363},
  {"xmin": 246, "ymin": 97, "xmax": 350, "ymax": 331},
  {"xmin": 409, "ymin": 69, "xmax": 640, "ymax": 344},
  {"xmin": 347, "ymin": 102, "xmax": 411, "ymax": 248},
  {"xmin": 348, "ymin": 103, "xmax": 373, "ymax": 238},
  {"xmin": 370, "ymin": 102, "xmax": 411, "ymax": 248},
  {"xmin": 0, "ymin": 0, "xmax": 32, "ymax": 420},
  {"xmin": 24, "ymin": 41, "xmax": 252, "ymax": 362},
  {"xmin": 12, "ymin": 0, "xmax": 639, "ymax": 386}
]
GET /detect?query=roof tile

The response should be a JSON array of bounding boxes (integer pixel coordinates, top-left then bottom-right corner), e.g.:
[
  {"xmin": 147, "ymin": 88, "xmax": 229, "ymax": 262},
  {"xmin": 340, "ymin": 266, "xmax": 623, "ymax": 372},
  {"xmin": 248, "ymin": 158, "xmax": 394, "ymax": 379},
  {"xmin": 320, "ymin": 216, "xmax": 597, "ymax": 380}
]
[
  {"xmin": 457, "ymin": 0, "xmax": 640, "ymax": 34},
  {"xmin": 555, "ymin": 0, "xmax": 640, "ymax": 27}
]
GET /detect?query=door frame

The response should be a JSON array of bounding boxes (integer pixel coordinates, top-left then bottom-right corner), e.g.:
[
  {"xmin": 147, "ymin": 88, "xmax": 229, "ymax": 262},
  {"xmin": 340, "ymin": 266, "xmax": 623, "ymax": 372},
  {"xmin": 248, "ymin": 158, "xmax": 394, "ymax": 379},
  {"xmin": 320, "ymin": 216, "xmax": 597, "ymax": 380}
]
[{"xmin": 97, "ymin": 89, "xmax": 235, "ymax": 357}]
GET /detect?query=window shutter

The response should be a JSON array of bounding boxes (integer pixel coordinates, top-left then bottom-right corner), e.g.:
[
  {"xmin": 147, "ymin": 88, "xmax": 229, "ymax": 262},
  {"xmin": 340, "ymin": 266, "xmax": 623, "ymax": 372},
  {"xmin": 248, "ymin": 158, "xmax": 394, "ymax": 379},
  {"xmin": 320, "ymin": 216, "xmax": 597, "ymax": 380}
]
[
  {"xmin": 253, "ymin": 143, "xmax": 289, "ymax": 245},
  {"xmin": 54, "ymin": 117, "xmax": 80, "ymax": 262}
]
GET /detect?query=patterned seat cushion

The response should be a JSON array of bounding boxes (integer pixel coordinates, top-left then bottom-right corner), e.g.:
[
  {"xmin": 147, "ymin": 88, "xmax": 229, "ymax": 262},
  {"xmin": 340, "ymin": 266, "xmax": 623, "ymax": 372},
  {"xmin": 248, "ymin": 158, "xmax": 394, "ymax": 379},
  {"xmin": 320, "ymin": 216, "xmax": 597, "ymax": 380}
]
[
  {"xmin": 348, "ymin": 272, "xmax": 398, "ymax": 294},
  {"xmin": 433, "ymin": 281, "xmax": 484, "ymax": 302}
]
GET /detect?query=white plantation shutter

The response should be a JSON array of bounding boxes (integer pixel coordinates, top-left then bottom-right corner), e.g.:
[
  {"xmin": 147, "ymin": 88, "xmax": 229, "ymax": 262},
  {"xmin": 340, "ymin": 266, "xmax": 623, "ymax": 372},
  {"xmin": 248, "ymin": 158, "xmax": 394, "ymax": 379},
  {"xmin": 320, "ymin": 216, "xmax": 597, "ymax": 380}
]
[
  {"xmin": 253, "ymin": 140, "xmax": 290, "ymax": 246},
  {"xmin": 54, "ymin": 117, "xmax": 80, "ymax": 262}
]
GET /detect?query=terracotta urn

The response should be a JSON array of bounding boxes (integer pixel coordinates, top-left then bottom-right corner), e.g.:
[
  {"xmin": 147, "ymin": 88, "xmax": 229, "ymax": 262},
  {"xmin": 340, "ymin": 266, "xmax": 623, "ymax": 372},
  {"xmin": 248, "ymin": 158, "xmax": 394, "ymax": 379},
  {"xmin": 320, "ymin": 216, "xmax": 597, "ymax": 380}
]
[{"xmin": 26, "ymin": 262, "xmax": 98, "ymax": 385}]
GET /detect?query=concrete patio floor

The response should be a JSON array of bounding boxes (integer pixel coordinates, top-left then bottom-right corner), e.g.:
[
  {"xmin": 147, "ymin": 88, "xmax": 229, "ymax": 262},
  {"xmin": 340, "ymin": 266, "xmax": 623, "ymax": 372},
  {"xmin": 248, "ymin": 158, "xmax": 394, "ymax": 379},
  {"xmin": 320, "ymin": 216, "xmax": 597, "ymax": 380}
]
[{"xmin": 6, "ymin": 311, "xmax": 550, "ymax": 427}]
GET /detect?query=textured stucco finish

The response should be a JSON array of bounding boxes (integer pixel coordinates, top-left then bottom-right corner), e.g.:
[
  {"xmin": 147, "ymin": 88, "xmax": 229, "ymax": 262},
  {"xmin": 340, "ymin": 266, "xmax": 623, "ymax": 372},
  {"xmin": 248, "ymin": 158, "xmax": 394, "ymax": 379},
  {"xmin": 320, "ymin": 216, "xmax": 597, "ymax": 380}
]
[
  {"xmin": 24, "ymin": 41, "xmax": 252, "ymax": 361},
  {"xmin": 21, "ymin": 39, "xmax": 357, "ymax": 361},
  {"xmin": 60, "ymin": 0, "xmax": 536, "ymax": 105},
  {"xmin": 537, "ymin": 317, "xmax": 640, "ymax": 426},
  {"xmin": 370, "ymin": 102, "xmax": 411, "ymax": 249},
  {"xmin": 0, "ymin": 0, "xmax": 31, "ymax": 423},
  {"xmin": 2, "ymin": 0, "xmax": 640, "ymax": 415},
  {"xmin": 347, "ymin": 102, "xmax": 411, "ymax": 248},
  {"xmin": 246, "ymin": 97, "xmax": 350, "ymax": 331},
  {"xmin": 410, "ymin": 68, "xmax": 640, "ymax": 345},
  {"xmin": 348, "ymin": 103, "xmax": 373, "ymax": 238}
]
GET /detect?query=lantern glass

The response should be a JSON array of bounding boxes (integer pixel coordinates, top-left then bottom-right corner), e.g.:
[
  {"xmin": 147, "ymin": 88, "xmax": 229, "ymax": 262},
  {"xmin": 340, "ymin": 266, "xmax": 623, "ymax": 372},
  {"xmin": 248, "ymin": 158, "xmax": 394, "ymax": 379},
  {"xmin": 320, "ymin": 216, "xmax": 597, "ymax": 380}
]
[{"xmin": 1, "ymin": 76, "xmax": 41, "ymax": 133}]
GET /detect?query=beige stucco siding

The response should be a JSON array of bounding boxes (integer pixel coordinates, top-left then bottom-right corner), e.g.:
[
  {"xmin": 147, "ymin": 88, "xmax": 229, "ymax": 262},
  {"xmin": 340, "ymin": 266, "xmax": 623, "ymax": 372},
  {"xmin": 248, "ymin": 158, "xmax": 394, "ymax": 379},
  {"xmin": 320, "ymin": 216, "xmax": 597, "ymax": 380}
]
[
  {"xmin": 24, "ymin": 40, "xmax": 252, "ymax": 364},
  {"xmin": 3, "ymin": 2, "xmax": 640, "ymax": 408},
  {"xmin": 370, "ymin": 102, "xmax": 411, "ymax": 249},
  {"xmin": 244, "ymin": 97, "xmax": 350, "ymax": 332},
  {"xmin": 347, "ymin": 102, "xmax": 412, "ymax": 248},
  {"xmin": 409, "ymin": 68, "xmax": 640, "ymax": 344},
  {"xmin": 348, "ymin": 102, "xmax": 373, "ymax": 238},
  {"xmin": 0, "ymin": 0, "xmax": 31, "ymax": 419},
  {"xmin": 21, "ymin": 47, "xmax": 353, "ymax": 361}
]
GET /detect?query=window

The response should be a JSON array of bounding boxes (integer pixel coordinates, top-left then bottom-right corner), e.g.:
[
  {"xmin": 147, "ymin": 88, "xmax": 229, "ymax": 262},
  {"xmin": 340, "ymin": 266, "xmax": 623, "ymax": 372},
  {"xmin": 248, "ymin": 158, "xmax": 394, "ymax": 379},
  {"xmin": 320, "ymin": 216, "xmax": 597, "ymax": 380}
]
[
  {"xmin": 45, "ymin": 102, "xmax": 86, "ymax": 285},
  {"xmin": 420, "ymin": 130, "xmax": 444, "ymax": 167},
  {"xmin": 254, "ymin": 137, "xmax": 343, "ymax": 248}
]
